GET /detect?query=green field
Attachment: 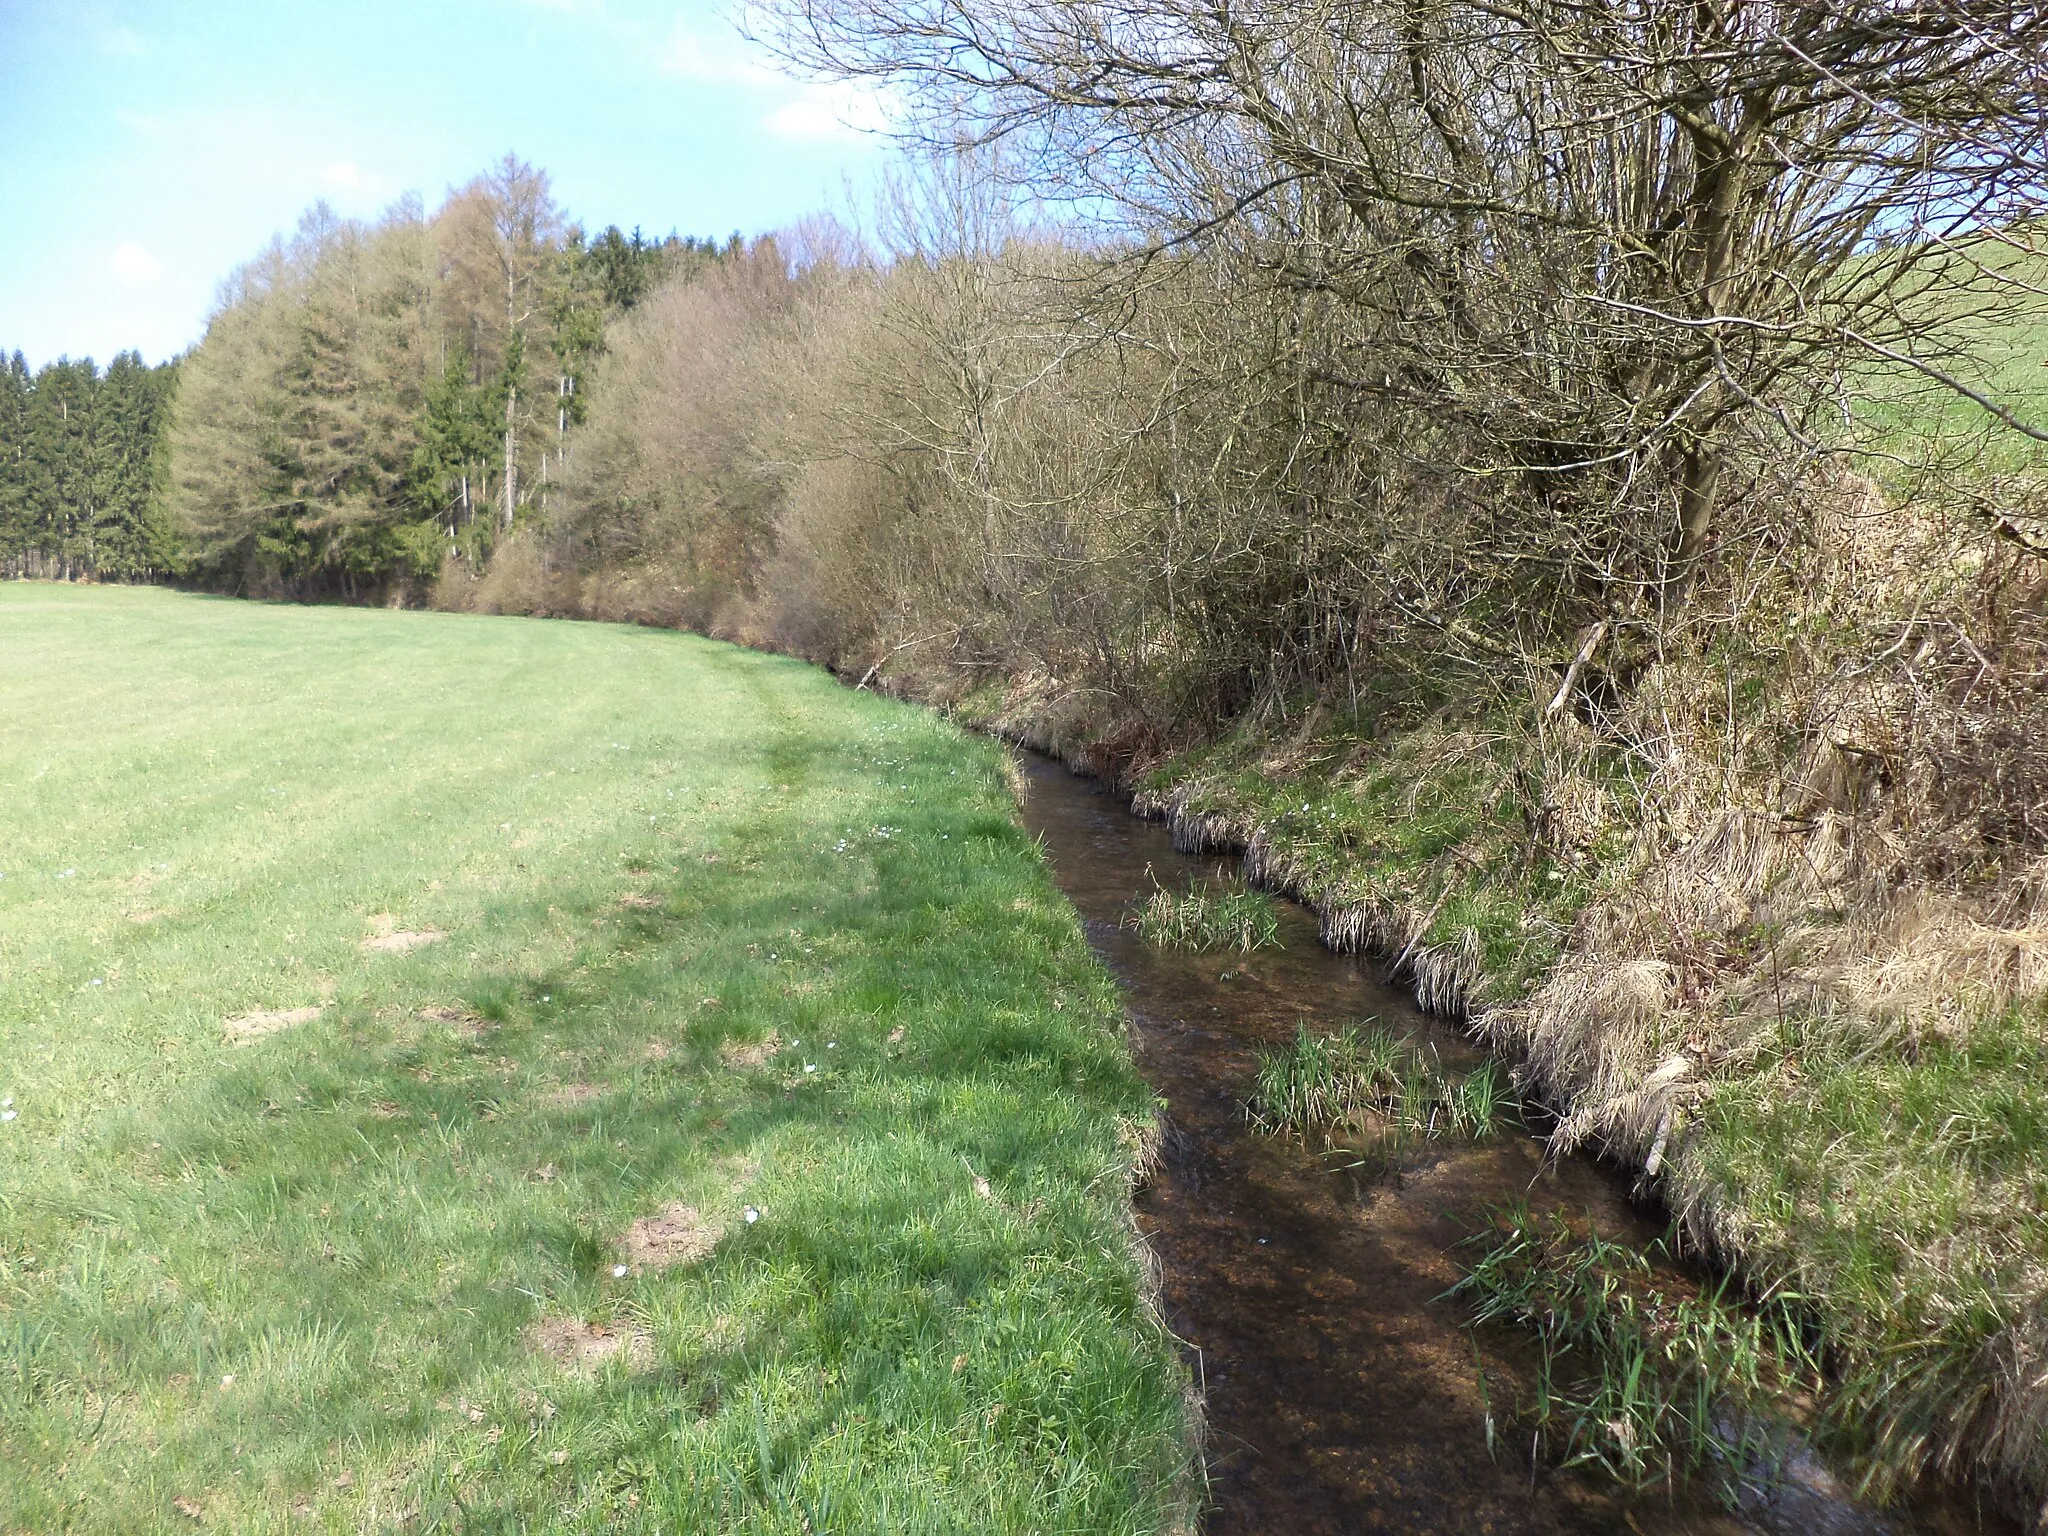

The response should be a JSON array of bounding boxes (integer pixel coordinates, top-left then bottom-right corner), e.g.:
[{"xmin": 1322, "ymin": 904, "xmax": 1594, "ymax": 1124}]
[{"xmin": 0, "ymin": 585, "xmax": 1192, "ymax": 1533}]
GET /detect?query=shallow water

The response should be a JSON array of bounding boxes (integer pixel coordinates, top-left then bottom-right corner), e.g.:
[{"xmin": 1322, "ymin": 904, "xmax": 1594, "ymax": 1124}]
[{"xmin": 1015, "ymin": 754, "xmax": 2014, "ymax": 1536}]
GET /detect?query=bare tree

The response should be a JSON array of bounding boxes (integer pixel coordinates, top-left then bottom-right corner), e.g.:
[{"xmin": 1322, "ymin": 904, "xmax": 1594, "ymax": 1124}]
[{"xmin": 760, "ymin": 0, "xmax": 2048, "ymax": 640}]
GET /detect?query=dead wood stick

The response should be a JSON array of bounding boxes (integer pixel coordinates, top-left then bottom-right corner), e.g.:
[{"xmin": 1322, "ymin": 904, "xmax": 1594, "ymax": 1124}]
[{"xmin": 1546, "ymin": 620, "xmax": 1610, "ymax": 718}]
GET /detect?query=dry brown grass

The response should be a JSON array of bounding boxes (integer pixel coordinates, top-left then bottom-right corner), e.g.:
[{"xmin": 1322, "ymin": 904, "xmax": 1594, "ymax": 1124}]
[
  {"xmin": 360, "ymin": 914, "xmax": 445, "ymax": 954},
  {"xmin": 718, "ymin": 1030, "xmax": 779, "ymax": 1068},
  {"xmin": 526, "ymin": 1316, "xmax": 655, "ymax": 1377}
]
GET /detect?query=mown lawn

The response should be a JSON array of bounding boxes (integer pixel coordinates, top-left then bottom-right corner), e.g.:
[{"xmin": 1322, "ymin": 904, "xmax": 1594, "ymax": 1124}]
[{"xmin": 0, "ymin": 585, "xmax": 1192, "ymax": 1534}]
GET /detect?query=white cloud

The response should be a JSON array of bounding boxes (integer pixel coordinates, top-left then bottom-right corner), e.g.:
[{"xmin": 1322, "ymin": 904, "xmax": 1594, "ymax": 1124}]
[
  {"xmin": 656, "ymin": 16, "xmax": 781, "ymax": 87},
  {"xmin": 765, "ymin": 80, "xmax": 893, "ymax": 142},
  {"xmin": 318, "ymin": 159, "xmax": 381, "ymax": 194},
  {"xmin": 108, "ymin": 239, "xmax": 164, "ymax": 288}
]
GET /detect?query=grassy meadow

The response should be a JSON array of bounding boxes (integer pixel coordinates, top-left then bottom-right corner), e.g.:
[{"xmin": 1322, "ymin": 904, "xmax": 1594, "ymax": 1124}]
[{"xmin": 0, "ymin": 585, "xmax": 1193, "ymax": 1533}]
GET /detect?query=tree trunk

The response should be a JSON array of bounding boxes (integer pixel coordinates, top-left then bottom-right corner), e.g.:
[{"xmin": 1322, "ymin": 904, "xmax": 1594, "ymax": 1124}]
[
  {"xmin": 1667, "ymin": 444, "xmax": 1724, "ymax": 610},
  {"xmin": 502, "ymin": 387, "xmax": 517, "ymax": 532}
]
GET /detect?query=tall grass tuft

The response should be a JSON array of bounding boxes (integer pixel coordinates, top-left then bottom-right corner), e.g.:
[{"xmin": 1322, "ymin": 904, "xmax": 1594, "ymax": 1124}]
[
  {"xmin": 1453, "ymin": 1205, "xmax": 1819, "ymax": 1500},
  {"xmin": 1244, "ymin": 1024, "xmax": 1515, "ymax": 1148},
  {"xmin": 1245, "ymin": 1023, "xmax": 1404, "ymax": 1133},
  {"xmin": 1130, "ymin": 875, "xmax": 1281, "ymax": 952}
]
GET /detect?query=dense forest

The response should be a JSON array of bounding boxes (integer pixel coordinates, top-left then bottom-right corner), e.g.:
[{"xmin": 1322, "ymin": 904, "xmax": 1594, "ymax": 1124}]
[{"xmin": 0, "ymin": 350, "xmax": 178, "ymax": 581}]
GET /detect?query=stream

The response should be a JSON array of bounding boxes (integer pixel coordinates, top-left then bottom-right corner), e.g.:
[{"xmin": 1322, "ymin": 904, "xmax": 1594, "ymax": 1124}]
[{"xmin": 1014, "ymin": 753, "xmax": 2015, "ymax": 1536}]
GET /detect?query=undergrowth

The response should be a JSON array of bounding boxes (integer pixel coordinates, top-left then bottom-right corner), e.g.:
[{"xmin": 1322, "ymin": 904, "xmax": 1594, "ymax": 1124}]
[
  {"xmin": 1131, "ymin": 712, "xmax": 1594, "ymax": 1010},
  {"xmin": 1690, "ymin": 999, "xmax": 2048, "ymax": 1501},
  {"xmin": 951, "ymin": 542, "xmax": 2048, "ymax": 1512}
]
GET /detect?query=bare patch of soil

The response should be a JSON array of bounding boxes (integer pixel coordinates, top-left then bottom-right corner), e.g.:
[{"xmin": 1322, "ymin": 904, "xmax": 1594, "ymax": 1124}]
[
  {"xmin": 361, "ymin": 914, "xmax": 445, "ymax": 954},
  {"xmin": 620, "ymin": 1202, "xmax": 723, "ymax": 1271},
  {"xmin": 617, "ymin": 892, "xmax": 664, "ymax": 910},
  {"xmin": 719, "ymin": 1030, "xmax": 779, "ymax": 1068},
  {"xmin": 543, "ymin": 1083, "xmax": 601, "ymax": 1109},
  {"xmin": 222, "ymin": 1005, "xmax": 323, "ymax": 1045},
  {"xmin": 527, "ymin": 1317, "xmax": 654, "ymax": 1376},
  {"xmin": 420, "ymin": 1004, "xmax": 491, "ymax": 1038}
]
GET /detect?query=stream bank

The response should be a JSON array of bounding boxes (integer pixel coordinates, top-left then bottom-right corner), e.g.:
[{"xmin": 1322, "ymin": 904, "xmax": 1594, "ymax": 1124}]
[{"xmin": 1013, "ymin": 750, "xmax": 2014, "ymax": 1536}]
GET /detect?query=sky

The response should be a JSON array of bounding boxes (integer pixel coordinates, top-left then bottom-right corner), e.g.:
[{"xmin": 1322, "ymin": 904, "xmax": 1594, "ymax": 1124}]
[{"xmin": 0, "ymin": 0, "xmax": 890, "ymax": 368}]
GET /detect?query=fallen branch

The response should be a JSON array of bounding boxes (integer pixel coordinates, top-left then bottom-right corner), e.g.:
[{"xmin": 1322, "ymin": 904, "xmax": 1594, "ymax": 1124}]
[{"xmin": 1547, "ymin": 621, "xmax": 1610, "ymax": 718}]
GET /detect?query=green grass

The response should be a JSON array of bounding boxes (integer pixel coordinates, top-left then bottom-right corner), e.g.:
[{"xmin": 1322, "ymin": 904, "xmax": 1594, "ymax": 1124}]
[
  {"xmin": 1244, "ymin": 1022, "xmax": 1512, "ymax": 1148},
  {"xmin": 1136, "ymin": 718, "xmax": 1591, "ymax": 1008},
  {"xmin": 0, "ymin": 585, "xmax": 1193, "ymax": 1534},
  {"xmin": 1454, "ymin": 1207, "xmax": 1818, "ymax": 1502},
  {"xmin": 1691, "ymin": 1001, "xmax": 2048, "ymax": 1496},
  {"xmin": 1128, "ymin": 877, "xmax": 1280, "ymax": 953},
  {"xmin": 1846, "ymin": 235, "xmax": 2048, "ymax": 486}
]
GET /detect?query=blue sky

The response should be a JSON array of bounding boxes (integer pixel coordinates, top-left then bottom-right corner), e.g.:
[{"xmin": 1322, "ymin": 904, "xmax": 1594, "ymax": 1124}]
[{"xmin": 0, "ymin": 0, "xmax": 888, "ymax": 368}]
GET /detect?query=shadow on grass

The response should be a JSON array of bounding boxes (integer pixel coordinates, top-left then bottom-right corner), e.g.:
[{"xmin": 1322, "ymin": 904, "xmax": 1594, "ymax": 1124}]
[{"xmin": 2, "ymin": 771, "xmax": 1189, "ymax": 1533}]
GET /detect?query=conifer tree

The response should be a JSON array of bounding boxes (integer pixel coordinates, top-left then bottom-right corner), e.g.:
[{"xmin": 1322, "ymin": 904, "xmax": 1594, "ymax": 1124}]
[
  {"xmin": 167, "ymin": 159, "xmax": 665, "ymax": 596},
  {"xmin": 0, "ymin": 352, "xmax": 30, "ymax": 572},
  {"xmin": 93, "ymin": 352, "xmax": 179, "ymax": 578}
]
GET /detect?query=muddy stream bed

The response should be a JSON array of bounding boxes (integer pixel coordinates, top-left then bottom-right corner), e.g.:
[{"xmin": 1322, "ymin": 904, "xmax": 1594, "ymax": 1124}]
[{"xmin": 1014, "ymin": 754, "xmax": 2014, "ymax": 1536}]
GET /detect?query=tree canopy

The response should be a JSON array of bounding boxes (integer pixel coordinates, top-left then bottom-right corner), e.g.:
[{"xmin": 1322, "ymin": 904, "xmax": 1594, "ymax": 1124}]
[{"xmin": 168, "ymin": 156, "xmax": 719, "ymax": 598}]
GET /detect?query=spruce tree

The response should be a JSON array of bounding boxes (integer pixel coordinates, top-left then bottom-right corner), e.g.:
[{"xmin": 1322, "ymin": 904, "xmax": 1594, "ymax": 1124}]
[
  {"xmin": 0, "ymin": 352, "xmax": 30, "ymax": 573},
  {"xmin": 93, "ymin": 352, "xmax": 179, "ymax": 578},
  {"xmin": 22, "ymin": 359, "xmax": 102, "ymax": 577}
]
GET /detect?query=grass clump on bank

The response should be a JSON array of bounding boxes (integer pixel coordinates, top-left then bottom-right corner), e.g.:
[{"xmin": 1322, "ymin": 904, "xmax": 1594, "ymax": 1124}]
[
  {"xmin": 1122, "ymin": 709, "xmax": 1595, "ymax": 1015},
  {"xmin": 1454, "ymin": 1207, "xmax": 1818, "ymax": 1503},
  {"xmin": 1245, "ymin": 1022, "xmax": 1512, "ymax": 1149},
  {"xmin": 1690, "ymin": 999, "xmax": 2048, "ymax": 1499},
  {"xmin": 1128, "ymin": 874, "xmax": 1280, "ymax": 952},
  {"xmin": 0, "ymin": 585, "xmax": 1194, "ymax": 1535}
]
